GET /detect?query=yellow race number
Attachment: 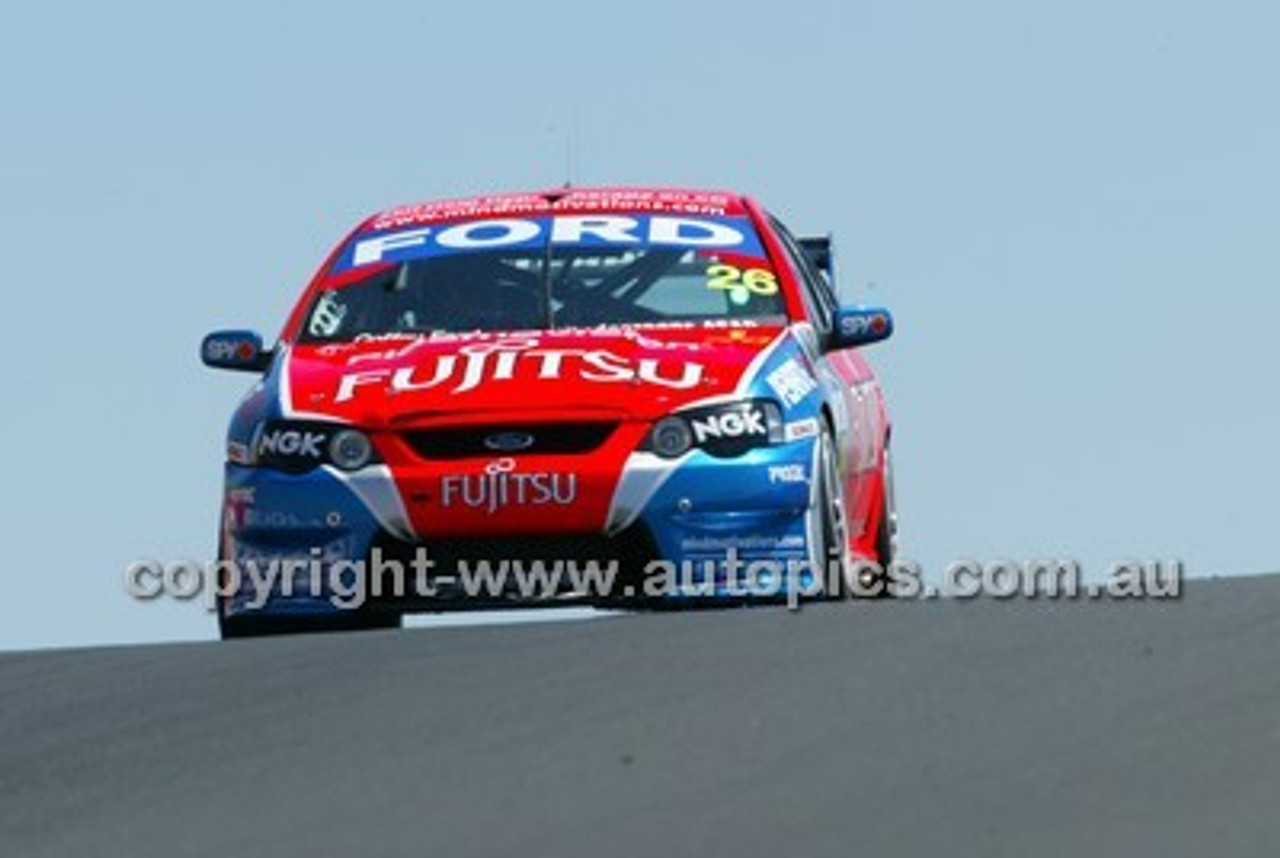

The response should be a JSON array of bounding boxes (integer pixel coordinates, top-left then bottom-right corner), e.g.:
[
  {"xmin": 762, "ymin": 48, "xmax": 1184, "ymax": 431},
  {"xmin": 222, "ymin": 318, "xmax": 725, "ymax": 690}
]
[{"xmin": 705, "ymin": 264, "xmax": 779, "ymax": 296}]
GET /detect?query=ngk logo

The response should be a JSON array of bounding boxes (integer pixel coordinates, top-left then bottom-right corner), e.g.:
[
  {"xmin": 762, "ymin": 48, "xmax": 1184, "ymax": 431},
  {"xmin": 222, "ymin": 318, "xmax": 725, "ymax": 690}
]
[
  {"xmin": 690, "ymin": 409, "xmax": 767, "ymax": 443},
  {"xmin": 258, "ymin": 429, "xmax": 326, "ymax": 458}
]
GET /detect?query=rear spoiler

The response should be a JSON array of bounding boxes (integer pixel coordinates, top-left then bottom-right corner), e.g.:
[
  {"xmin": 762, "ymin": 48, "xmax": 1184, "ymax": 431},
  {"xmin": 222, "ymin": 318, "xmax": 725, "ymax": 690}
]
[{"xmin": 798, "ymin": 234, "xmax": 834, "ymax": 281}]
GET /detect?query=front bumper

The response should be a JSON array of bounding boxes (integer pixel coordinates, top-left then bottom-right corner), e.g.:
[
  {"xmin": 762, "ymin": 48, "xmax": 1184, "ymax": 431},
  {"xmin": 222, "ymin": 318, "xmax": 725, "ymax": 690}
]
[{"xmin": 218, "ymin": 437, "xmax": 822, "ymax": 618}]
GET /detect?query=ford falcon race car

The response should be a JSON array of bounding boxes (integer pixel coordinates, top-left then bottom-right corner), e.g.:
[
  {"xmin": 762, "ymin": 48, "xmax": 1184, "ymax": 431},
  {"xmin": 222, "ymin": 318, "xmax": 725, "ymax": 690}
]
[{"xmin": 203, "ymin": 187, "xmax": 895, "ymax": 638}]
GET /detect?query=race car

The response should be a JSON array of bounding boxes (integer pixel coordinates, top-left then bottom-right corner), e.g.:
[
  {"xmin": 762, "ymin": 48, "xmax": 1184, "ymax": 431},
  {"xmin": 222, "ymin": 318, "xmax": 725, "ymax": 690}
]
[{"xmin": 202, "ymin": 187, "xmax": 895, "ymax": 638}]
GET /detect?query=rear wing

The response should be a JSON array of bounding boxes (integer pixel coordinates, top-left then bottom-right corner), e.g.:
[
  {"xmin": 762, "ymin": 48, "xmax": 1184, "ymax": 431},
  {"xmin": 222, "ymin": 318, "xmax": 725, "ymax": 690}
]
[{"xmin": 798, "ymin": 234, "xmax": 834, "ymax": 283}]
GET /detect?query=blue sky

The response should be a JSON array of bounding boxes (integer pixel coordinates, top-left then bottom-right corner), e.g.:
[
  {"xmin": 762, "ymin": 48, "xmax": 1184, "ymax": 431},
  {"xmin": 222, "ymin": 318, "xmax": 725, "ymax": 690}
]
[{"xmin": 1, "ymin": 0, "xmax": 1276, "ymax": 649}]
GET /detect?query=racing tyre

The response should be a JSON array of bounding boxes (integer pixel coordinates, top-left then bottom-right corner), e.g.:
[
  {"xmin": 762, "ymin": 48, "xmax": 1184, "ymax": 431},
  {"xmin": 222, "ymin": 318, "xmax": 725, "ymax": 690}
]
[
  {"xmin": 871, "ymin": 445, "xmax": 898, "ymax": 597},
  {"xmin": 813, "ymin": 426, "xmax": 851, "ymax": 600},
  {"xmin": 218, "ymin": 610, "xmax": 400, "ymax": 640},
  {"xmin": 214, "ymin": 539, "xmax": 401, "ymax": 639}
]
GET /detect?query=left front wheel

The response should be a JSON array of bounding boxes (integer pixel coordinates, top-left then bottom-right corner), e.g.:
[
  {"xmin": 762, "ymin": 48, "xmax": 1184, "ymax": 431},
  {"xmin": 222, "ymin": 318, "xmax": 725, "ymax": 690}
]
[
  {"xmin": 813, "ymin": 425, "xmax": 852, "ymax": 600},
  {"xmin": 215, "ymin": 539, "xmax": 401, "ymax": 639},
  {"xmin": 218, "ymin": 609, "xmax": 400, "ymax": 640}
]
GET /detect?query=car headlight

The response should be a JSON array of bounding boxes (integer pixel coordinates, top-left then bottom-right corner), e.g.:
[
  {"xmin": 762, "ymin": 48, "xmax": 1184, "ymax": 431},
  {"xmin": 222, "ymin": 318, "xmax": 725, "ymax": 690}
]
[
  {"xmin": 650, "ymin": 416, "xmax": 695, "ymax": 458},
  {"xmin": 246, "ymin": 421, "xmax": 380, "ymax": 473},
  {"xmin": 328, "ymin": 428, "xmax": 375, "ymax": 471},
  {"xmin": 643, "ymin": 399, "xmax": 785, "ymax": 459}
]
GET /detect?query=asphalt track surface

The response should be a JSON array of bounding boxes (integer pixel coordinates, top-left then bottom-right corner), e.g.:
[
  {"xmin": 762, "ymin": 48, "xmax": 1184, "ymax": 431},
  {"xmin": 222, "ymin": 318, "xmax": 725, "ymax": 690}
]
[{"xmin": 3, "ymin": 576, "xmax": 1279, "ymax": 858}]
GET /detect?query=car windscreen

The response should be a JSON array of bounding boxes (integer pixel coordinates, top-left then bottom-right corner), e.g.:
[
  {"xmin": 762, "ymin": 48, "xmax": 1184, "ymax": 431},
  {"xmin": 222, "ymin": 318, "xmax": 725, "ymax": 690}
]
[{"xmin": 298, "ymin": 214, "xmax": 787, "ymax": 342}]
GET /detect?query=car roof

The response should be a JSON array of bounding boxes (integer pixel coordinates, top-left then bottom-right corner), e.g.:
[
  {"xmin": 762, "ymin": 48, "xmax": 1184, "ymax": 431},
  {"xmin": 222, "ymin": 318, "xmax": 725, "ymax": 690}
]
[{"xmin": 360, "ymin": 186, "xmax": 756, "ymax": 233}]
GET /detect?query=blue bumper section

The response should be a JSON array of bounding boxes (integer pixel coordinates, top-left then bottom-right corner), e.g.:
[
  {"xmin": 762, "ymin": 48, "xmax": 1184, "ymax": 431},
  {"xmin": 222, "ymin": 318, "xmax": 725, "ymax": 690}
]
[
  {"xmin": 220, "ymin": 437, "xmax": 821, "ymax": 616},
  {"xmin": 221, "ymin": 464, "xmax": 382, "ymax": 617}
]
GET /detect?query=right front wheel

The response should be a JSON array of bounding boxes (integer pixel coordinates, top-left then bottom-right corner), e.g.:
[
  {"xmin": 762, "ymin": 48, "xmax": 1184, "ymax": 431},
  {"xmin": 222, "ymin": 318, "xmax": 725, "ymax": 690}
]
[
  {"xmin": 865, "ymin": 445, "xmax": 898, "ymax": 598},
  {"xmin": 813, "ymin": 432, "xmax": 898, "ymax": 601}
]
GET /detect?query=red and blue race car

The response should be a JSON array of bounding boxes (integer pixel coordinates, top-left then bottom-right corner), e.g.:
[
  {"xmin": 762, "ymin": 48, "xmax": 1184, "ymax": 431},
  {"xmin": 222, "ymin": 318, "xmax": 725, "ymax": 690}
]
[{"xmin": 202, "ymin": 188, "xmax": 895, "ymax": 637}]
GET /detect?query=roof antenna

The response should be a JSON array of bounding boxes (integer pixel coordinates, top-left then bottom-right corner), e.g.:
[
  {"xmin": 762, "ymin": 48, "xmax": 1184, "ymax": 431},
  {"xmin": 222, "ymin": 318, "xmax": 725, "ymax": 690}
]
[
  {"xmin": 563, "ymin": 96, "xmax": 581, "ymax": 188},
  {"xmin": 563, "ymin": 134, "xmax": 572, "ymax": 189}
]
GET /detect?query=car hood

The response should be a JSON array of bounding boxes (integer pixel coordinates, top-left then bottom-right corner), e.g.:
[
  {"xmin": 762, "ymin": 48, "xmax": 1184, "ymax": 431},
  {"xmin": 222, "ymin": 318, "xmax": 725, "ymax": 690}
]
[{"xmin": 279, "ymin": 325, "xmax": 790, "ymax": 426}]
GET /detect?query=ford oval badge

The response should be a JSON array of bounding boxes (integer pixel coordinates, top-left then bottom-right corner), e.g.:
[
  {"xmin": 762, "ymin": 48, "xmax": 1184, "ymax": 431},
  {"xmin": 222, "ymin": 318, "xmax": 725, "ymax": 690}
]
[{"xmin": 483, "ymin": 432, "xmax": 536, "ymax": 452}]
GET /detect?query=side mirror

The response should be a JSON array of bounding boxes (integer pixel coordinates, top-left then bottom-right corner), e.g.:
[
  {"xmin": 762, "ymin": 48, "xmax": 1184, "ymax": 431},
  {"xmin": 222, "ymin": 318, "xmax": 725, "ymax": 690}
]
[
  {"xmin": 201, "ymin": 330, "xmax": 273, "ymax": 372},
  {"xmin": 830, "ymin": 307, "xmax": 893, "ymax": 349}
]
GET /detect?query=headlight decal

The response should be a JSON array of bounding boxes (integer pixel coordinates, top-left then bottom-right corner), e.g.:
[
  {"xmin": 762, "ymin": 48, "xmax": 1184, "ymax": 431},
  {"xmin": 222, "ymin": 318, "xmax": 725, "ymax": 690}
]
[
  {"xmin": 251, "ymin": 420, "xmax": 380, "ymax": 473},
  {"xmin": 643, "ymin": 399, "xmax": 784, "ymax": 459}
]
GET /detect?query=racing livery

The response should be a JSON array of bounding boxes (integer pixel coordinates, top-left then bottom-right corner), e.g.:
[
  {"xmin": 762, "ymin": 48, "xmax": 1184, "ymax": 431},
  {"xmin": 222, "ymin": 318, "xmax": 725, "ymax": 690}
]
[{"xmin": 203, "ymin": 188, "xmax": 895, "ymax": 637}]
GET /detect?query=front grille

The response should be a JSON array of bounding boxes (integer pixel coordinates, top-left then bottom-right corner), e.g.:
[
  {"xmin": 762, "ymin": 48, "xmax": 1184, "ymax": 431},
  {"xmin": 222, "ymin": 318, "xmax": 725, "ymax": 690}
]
[
  {"xmin": 402, "ymin": 422, "xmax": 617, "ymax": 460},
  {"xmin": 364, "ymin": 525, "xmax": 658, "ymax": 607}
]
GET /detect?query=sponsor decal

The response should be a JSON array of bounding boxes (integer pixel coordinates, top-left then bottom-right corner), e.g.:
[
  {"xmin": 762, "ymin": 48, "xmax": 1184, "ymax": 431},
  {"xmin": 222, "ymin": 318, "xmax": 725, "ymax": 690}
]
[
  {"xmin": 335, "ymin": 338, "xmax": 704, "ymax": 401},
  {"xmin": 308, "ymin": 292, "xmax": 348, "ymax": 338},
  {"xmin": 689, "ymin": 407, "xmax": 769, "ymax": 444},
  {"xmin": 204, "ymin": 337, "xmax": 259, "ymax": 364},
  {"xmin": 439, "ymin": 458, "xmax": 577, "ymax": 515},
  {"xmin": 241, "ymin": 509, "xmax": 314, "ymax": 529},
  {"xmin": 258, "ymin": 428, "xmax": 326, "ymax": 459},
  {"xmin": 768, "ymin": 464, "xmax": 808, "ymax": 485},
  {"xmin": 634, "ymin": 319, "xmax": 762, "ymax": 329},
  {"xmin": 839, "ymin": 312, "xmax": 890, "ymax": 338},
  {"xmin": 336, "ymin": 215, "xmax": 764, "ymax": 273},
  {"xmin": 783, "ymin": 418, "xmax": 821, "ymax": 443},
  {"xmin": 680, "ymin": 534, "xmax": 806, "ymax": 552},
  {"xmin": 346, "ymin": 342, "xmax": 429, "ymax": 365},
  {"xmin": 766, "ymin": 358, "xmax": 818, "ymax": 408},
  {"xmin": 316, "ymin": 323, "xmax": 765, "ymax": 365},
  {"xmin": 369, "ymin": 190, "xmax": 736, "ymax": 231},
  {"xmin": 224, "ymin": 487, "xmax": 256, "ymax": 529}
]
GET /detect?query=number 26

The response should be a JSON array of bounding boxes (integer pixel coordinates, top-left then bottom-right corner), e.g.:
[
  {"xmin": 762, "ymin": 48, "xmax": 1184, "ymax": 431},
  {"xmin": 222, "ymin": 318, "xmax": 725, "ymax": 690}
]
[{"xmin": 706, "ymin": 264, "xmax": 779, "ymax": 296}]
